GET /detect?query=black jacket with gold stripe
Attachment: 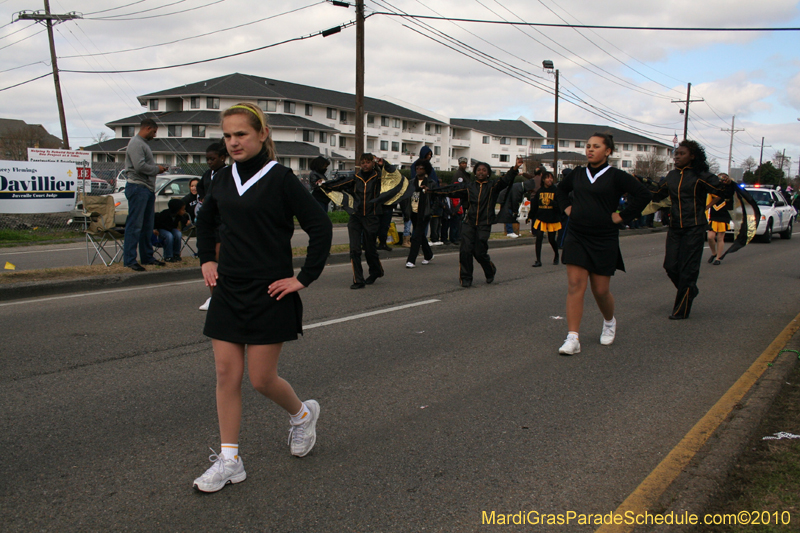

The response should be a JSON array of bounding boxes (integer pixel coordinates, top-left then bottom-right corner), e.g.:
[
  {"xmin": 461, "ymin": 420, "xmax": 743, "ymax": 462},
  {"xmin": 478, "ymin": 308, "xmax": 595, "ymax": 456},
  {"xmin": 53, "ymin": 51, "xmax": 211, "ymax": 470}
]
[
  {"xmin": 652, "ymin": 167, "xmax": 733, "ymax": 229},
  {"xmin": 427, "ymin": 167, "xmax": 518, "ymax": 226}
]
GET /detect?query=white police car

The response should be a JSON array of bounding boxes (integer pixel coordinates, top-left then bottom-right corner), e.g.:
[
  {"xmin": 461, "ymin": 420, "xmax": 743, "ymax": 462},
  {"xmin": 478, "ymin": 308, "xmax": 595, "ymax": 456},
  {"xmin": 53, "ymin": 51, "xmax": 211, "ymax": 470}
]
[{"xmin": 728, "ymin": 185, "xmax": 796, "ymax": 243}]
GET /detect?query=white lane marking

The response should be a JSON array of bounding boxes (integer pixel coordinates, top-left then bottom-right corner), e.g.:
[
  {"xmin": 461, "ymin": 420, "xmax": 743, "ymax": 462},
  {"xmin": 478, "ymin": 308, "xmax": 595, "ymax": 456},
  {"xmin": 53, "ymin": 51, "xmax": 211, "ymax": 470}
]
[
  {"xmin": 305, "ymin": 299, "xmax": 440, "ymax": 330},
  {"xmin": 0, "ymin": 279, "xmax": 203, "ymax": 307}
]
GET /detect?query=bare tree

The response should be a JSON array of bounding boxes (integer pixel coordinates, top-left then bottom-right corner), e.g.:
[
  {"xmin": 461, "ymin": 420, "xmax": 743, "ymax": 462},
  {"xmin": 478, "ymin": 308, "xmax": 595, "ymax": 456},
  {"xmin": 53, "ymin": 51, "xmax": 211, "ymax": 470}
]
[
  {"xmin": 634, "ymin": 151, "xmax": 668, "ymax": 179},
  {"xmin": 772, "ymin": 150, "xmax": 792, "ymax": 173},
  {"xmin": 0, "ymin": 125, "xmax": 62, "ymax": 160},
  {"xmin": 741, "ymin": 156, "xmax": 757, "ymax": 173},
  {"xmin": 708, "ymin": 157, "xmax": 721, "ymax": 175},
  {"xmin": 92, "ymin": 131, "xmax": 110, "ymax": 144}
]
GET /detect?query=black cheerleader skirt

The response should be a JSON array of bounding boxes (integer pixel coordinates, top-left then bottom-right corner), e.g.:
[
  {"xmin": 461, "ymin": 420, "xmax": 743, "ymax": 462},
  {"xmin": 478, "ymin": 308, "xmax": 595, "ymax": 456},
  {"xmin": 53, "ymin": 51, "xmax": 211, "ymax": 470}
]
[
  {"xmin": 204, "ymin": 275, "xmax": 303, "ymax": 345},
  {"xmin": 561, "ymin": 225, "xmax": 625, "ymax": 276}
]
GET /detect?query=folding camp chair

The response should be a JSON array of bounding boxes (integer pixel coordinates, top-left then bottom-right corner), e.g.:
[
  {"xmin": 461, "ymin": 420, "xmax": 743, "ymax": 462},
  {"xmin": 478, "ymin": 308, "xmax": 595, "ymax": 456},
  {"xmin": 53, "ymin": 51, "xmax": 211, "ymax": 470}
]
[
  {"xmin": 83, "ymin": 195, "xmax": 124, "ymax": 266},
  {"xmin": 181, "ymin": 226, "xmax": 197, "ymax": 257}
]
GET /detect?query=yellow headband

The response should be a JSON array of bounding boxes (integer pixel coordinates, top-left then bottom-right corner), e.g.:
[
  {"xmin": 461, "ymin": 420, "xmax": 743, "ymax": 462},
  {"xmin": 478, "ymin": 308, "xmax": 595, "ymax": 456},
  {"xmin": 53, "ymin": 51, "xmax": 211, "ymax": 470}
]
[{"xmin": 228, "ymin": 105, "xmax": 266, "ymax": 130}]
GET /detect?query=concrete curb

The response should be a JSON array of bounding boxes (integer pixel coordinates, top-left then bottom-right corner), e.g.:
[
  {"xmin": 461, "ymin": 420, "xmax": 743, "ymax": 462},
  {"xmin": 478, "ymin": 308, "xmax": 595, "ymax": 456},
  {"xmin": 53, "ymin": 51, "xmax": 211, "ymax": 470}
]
[
  {"xmin": 645, "ymin": 322, "xmax": 800, "ymax": 533},
  {"xmin": 0, "ymin": 226, "xmax": 666, "ymax": 302}
]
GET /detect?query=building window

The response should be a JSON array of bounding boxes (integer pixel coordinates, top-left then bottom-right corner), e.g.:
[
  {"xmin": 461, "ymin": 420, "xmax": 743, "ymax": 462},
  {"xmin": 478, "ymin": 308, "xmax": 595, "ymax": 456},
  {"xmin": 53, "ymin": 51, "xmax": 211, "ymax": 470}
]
[
  {"xmin": 340, "ymin": 136, "xmax": 347, "ymax": 148},
  {"xmin": 517, "ymin": 138, "xmax": 526, "ymax": 146},
  {"xmin": 491, "ymin": 154, "xmax": 499, "ymax": 159},
  {"xmin": 380, "ymin": 140, "xmax": 389, "ymax": 151},
  {"xmin": 167, "ymin": 125, "xmax": 182, "ymax": 137},
  {"xmin": 299, "ymin": 158, "xmax": 307, "ymax": 170},
  {"xmin": 500, "ymin": 137, "xmax": 510, "ymax": 145},
  {"xmin": 192, "ymin": 125, "xmax": 206, "ymax": 137},
  {"xmin": 559, "ymin": 140, "xmax": 569, "ymax": 148},
  {"xmin": 499, "ymin": 154, "xmax": 510, "ymax": 162},
  {"xmin": 149, "ymin": 99, "xmax": 158, "ymax": 110},
  {"xmin": 435, "ymin": 125, "xmax": 442, "ymax": 134},
  {"xmin": 258, "ymin": 100, "xmax": 277, "ymax": 112},
  {"xmin": 190, "ymin": 97, "xmax": 200, "ymax": 109},
  {"xmin": 575, "ymin": 141, "xmax": 585, "ymax": 148},
  {"xmin": 121, "ymin": 126, "xmax": 135, "ymax": 137},
  {"xmin": 177, "ymin": 154, "xmax": 189, "ymax": 166},
  {"xmin": 278, "ymin": 157, "xmax": 289, "ymax": 167},
  {"xmin": 401, "ymin": 143, "xmax": 409, "ymax": 153},
  {"xmin": 394, "ymin": 119, "xmax": 402, "ymax": 129},
  {"xmin": 367, "ymin": 115, "xmax": 375, "ymax": 125},
  {"xmin": 381, "ymin": 116, "xmax": 390, "ymax": 127},
  {"xmin": 482, "ymin": 136, "xmax": 490, "ymax": 144},
  {"xmin": 402, "ymin": 120, "xmax": 408, "ymax": 130},
  {"xmin": 637, "ymin": 145, "xmax": 649, "ymax": 152},
  {"xmin": 622, "ymin": 160, "xmax": 632, "ymax": 168},
  {"xmin": 305, "ymin": 104, "xmax": 313, "ymax": 116},
  {"xmin": 425, "ymin": 123, "xmax": 431, "ymax": 133},
  {"xmin": 340, "ymin": 111, "xmax": 348, "ymax": 124},
  {"xmin": 284, "ymin": 101, "xmax": 296, "ymax": 114},
  {"xmin": 623, "ymin": 144, "xmax": 632, "ymax": 152},
  {"xmin": 367, "ymin": 139, "xmax": 375, "ymax": 150},
  {"xmin": 327, "ymin": 108, "xmax": 337, "ymax": 120},
  {"xmin": 302, "ymin": 130, "xmax": 315, "ymax": 142},
  {"xmin": 330, "ymin": 135, "xmax": 336, "ymax": 147},
  {"xmin": 319, "ymin": 132, "xmax": 327, "ymax": 144},
  {"xmin": 162, "ymin": 154, "xmax": 173, "ymax": 165},
  {"xmin": 391, "ymin": 142, "xmax": 399, "ymax": 152},
  {"xmin": 207, "ymin": 97, "xmax": 220, "ymax": 110},
  {"xmin": 434, "ymin": 146, "xmax": 441, "ymax": 156}
]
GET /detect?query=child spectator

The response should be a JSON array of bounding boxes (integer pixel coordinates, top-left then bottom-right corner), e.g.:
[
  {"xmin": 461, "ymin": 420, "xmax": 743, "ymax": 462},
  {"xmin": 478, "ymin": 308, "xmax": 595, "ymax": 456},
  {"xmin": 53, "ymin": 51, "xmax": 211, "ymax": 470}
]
[{"xmin": 154, "ymin": 198, "xmax": 190, "ymax": 262}]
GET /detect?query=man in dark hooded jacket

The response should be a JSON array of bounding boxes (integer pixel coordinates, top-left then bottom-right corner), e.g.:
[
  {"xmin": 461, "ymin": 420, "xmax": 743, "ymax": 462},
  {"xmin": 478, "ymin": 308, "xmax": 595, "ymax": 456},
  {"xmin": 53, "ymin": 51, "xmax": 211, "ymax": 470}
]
[{"xmin": 410, "ymin": 146, "xmax": 439, "ymax": 241}]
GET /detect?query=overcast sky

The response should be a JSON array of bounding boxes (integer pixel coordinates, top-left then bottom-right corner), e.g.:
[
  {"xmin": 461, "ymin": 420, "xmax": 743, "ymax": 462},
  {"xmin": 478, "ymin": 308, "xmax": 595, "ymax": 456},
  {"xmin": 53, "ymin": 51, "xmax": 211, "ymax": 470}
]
[{"xmin": 1, "ymin": 0, "xmax": 799, "ymax": 171}]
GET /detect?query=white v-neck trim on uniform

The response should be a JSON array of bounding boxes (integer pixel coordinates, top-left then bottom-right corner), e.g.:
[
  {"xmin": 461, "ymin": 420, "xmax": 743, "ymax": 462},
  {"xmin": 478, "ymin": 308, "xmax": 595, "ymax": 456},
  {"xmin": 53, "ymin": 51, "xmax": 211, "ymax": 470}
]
[
  {"xmin": 586, "ymin": 165, "xmax": 611, "ymax": 184},
  {"xmin": 232, "ymin": 160, "xmax": 277, "ymax": 196}
]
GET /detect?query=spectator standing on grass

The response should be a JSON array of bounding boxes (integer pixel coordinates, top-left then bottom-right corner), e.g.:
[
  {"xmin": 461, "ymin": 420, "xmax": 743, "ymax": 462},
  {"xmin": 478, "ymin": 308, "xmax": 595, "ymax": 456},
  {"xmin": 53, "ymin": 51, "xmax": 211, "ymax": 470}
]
[{"xmin": 122, "ymin": 118, "xmax": 168, "ymax": 272}]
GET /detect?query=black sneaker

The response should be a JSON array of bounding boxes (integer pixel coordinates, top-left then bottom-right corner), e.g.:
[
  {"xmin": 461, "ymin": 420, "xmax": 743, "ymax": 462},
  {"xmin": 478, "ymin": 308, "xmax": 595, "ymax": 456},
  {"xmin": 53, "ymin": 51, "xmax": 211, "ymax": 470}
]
[
  {"xmin": 532, "ymin": 260, "xmax": 542, "ymax": 267},
  {"xmin": 350, "ymin": 283, "xmax": 365, "ymax": 289},
  {"xmin": 127, "ymin": 263, "xmax": 146, "ymax": 272},
  {"xmin": 364, "ymin": 274, "xmax": 382, "ymax": 285},
  {"xmin": 144, "ymin": 260, "xmax": 166, "ymax": 266},
  {"xmin": 553, "ymin": 255, "xmax": 560, "ymax": 265}
]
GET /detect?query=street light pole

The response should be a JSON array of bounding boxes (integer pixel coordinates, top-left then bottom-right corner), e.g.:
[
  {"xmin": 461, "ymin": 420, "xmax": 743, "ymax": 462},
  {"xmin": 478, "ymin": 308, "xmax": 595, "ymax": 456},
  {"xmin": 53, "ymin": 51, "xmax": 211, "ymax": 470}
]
[
  {"xmin": 542, "ymin": 60, "xmax": 558, "ymax": 173},
  {"xmin": 354, "ymin": 0, "xmax": 364, "ymax": 164}
]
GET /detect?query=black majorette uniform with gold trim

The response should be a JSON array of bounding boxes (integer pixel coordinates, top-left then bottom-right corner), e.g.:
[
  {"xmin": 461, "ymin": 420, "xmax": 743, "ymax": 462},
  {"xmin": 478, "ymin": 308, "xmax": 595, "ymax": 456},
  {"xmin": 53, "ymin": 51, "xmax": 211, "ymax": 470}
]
[
  {"xmin": 428, "ymin": 164, "xmax": 518, "ymax": 285},
  {"xmin": 556, "ymin": 164, "xmax": 651, "ymax": 276},
  {"xmin": 322, "ymin": 165, "xmax": 385, "ymax": 285},
  {"xmin": 530, "ymin": 184, "xmax": 562, "ymax": 233},
  {"xmin": 651, "ymin": 167, "xmax": 733, "ymax": 319},
  {"xmin": 196, "ymin": 149, "xmax": 332, "ymax": 344},
  {"xmin": 707, "ymin": 194, "xmax": 732, "ymax": 233}
]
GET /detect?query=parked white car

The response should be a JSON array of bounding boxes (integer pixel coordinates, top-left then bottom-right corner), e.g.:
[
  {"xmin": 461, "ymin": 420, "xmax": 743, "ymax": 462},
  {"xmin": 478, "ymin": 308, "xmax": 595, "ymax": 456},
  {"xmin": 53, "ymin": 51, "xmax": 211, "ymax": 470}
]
[
  {"xmin": 71, "ymin": 174, "xmax": 198, "ymax": 227},
  {"xmin": 728, "ymin": 186, "xmax": 796, "ymax": 243}
]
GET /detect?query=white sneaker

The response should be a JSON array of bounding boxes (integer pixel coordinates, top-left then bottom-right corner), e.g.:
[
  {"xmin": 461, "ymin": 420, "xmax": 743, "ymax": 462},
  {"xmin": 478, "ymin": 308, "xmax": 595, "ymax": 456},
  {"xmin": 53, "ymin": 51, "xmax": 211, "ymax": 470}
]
[
  {"xmin": 600, "ymin": 321, "xmax": 616, "ymax": 345},
  {"xmin": 193, "ymin": 449, "xmax": 246, "ymax": 492},
  {"xmin": 558, "ymin": 337, "xmax": 581, "ymax": 355},
  {"xmin": 289, "ymin": 399, "xmax": 319, "ymax": 457},
  {"xmin": 199, "ymin": 297, "xmax": 211, "ymax": 311},
  {"xmin": 421, "ymin": 255, "xmax": 434, "ymax": 265},
  {"xmin": 431, "ymin": 241, "xmax": 443, "ymax": 246},
  {"xmin": 507, "ymin": 233, "xmax": 519, "ymax": 238},
  {"xmin": 406, "ymin": 262, "xmax": 416, "ymax": 268}
]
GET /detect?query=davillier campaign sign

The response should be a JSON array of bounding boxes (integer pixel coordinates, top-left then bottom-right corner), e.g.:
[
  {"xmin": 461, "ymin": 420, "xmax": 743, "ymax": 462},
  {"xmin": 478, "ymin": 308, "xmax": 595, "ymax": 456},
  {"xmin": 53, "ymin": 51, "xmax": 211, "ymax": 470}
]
[
  {"xmin": 28, "ymin": 148, "xmax": 92, "ymax": 192},
  {"xmin": 0, "ymin": 161, "xmax": 78, "ymax": 213}
]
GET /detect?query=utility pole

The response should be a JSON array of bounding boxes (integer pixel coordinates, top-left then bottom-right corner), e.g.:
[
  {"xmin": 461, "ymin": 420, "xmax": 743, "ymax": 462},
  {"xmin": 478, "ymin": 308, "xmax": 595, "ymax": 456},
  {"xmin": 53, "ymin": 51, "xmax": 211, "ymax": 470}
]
[
  {"xmin": 16, "ymin": 2, "xmax": 81, "ymax": 150},
  {"xmin": 671, "ymin": 83, "xmax": 704, "ymax": 141},
  {"xmin": 354, "ymin": 0, "xmax": 365, "ymax": 164},
  {"xmin": 553, "ymin": 69, "xmax": 559, "ymax": 173},
  {"xmin": 753, "ymin": 137, "xmax": 772, "ymax": 166},
  {"xmin": 721, "ymin": 115, "xmax": 744, "ymax": 174},
  {"xmin": 778, "ymin": 148, "xmax": 787, "ymax": 173}
]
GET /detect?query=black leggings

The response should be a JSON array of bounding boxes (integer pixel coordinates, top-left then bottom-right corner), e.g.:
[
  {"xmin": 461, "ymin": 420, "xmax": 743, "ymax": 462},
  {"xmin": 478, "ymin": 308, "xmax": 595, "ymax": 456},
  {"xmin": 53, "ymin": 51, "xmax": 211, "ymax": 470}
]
[{"xmin": 535, "ymin": 229, "xmax": 558, "ymax": 261}]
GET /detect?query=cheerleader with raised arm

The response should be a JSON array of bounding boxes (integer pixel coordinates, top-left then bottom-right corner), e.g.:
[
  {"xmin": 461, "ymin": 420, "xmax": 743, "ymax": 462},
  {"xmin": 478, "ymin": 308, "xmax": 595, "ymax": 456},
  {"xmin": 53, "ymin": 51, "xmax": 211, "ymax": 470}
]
[
  {"xmin": 193, "ymin": 102, "xmax": 332, "ymax": 492},
  {"xmin": 555, "ymin": 133, "xmax": 651, "ymax": 355}
]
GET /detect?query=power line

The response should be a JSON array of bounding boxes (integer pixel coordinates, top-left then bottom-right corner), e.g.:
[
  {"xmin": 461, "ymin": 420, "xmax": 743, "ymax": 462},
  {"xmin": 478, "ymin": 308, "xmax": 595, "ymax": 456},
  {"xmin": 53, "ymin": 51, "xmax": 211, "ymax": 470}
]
[
  {"xmin": 59, "ymin": 2, "xmax": 325, "ymax": 59},
  {"xmin": 0, "ymin": 60, "xmax": 50, "ymax": 74},
  {"xmin": 59, "ymin": 20, "xmax": 358, "ymax": 74},
  {"xmin": 0, "ymin": 28, "xmax": 46, "ymax": 51},
  {"xmin": 0, "ymin": 72, "xmax": 52, "ymax": 92},
  {"xmin": 84, "ymin": 0, "xmax": 226, "ymax": 21},
  {"xmin": 83, "ymin": 0, "xmax": 154, "ymax": 16},
  {"xmin": 369, "ymin": 11, "xmax": 800, "ymax": 31},
  {"xmin": 0, "ymin": 21, "xmax": 37, "ymax": 40},
  {"xmin": 83, "ymin": 0, "xmax": 188, "ymax": 20}
]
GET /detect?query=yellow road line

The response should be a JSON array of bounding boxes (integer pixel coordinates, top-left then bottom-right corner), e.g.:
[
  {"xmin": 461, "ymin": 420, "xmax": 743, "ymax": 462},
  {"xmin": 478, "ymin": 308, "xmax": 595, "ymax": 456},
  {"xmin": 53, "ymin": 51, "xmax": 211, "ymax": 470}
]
[{"xmin": 596, "ymin": 310, "xmax": 800, "ymax": 533}]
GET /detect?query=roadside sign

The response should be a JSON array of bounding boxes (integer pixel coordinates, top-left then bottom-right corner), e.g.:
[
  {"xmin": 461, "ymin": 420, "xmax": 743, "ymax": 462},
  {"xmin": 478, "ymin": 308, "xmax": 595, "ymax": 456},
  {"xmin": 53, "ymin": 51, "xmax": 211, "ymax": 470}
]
[
  {"xmin": 28, "ymin": 148, "xmax": 91, "ymax": 193},
  {"xmin": 541, "ymin": 144, "xmax": 554, "ymax": 149},
  {"xmin": 0, "ymin": 160, "xmax": 78, "ymax": 213}
]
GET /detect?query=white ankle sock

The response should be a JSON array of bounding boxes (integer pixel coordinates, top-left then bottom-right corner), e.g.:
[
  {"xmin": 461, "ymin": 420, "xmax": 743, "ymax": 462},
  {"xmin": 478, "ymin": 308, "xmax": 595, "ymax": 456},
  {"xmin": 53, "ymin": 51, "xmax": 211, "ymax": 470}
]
[
  {"xmin": 290, "ymin": 402, "xmax": 310, "ymax": 425},
  {"xmin": 567, "ymin": 331, "xmax": 579, "ymax": 340},
  {"xmin": 221, "ymin": 443, "xmax": 238, "ymax": 461},
  {"xmin": 603, "ymin": 317, "xmax": 616, "ymax": 327}
]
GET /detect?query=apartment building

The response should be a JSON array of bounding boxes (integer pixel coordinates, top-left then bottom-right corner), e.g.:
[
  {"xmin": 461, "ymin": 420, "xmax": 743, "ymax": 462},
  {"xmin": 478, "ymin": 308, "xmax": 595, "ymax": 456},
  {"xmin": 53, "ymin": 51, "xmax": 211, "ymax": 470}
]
[
  {"xmin": 84, "ymin": 73, "xmax": 449, "ymax": 172},
  {"xmin": 450, "ymin": 118, "xmax": 542, "ymax": 172}
]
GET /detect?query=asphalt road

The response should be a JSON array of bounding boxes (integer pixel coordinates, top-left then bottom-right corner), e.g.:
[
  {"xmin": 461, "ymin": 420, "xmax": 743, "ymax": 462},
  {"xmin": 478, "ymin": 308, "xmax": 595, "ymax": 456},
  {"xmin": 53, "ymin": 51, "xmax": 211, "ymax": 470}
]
[
  {"xmin": 1, "ymin": 230, "xmax": 798, "ymax": 532},
  {"xmin": 0, "ymin": 220, "xmax": 509, "ymax": 271}
]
